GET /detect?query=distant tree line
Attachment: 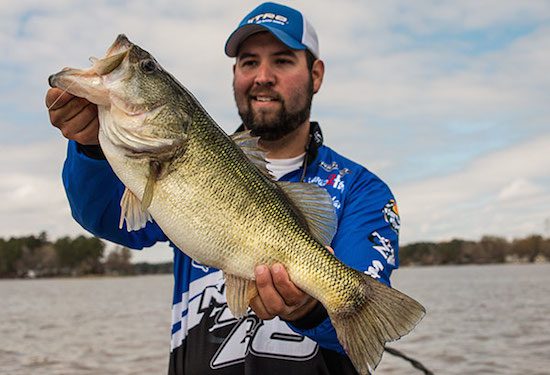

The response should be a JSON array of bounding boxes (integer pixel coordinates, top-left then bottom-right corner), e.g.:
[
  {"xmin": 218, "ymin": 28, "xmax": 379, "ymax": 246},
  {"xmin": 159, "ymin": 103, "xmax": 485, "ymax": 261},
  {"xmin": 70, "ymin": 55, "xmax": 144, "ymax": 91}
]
[
  {"xmin": 400, "ymin": 235, "xmax": 550, "ymax": 266},
  {"xmin": 0, "ymin": 232, "xmax": 171, "ymax": 279},
  {"xmin": 1, "ymin": 232, "xmax": 548, "ymax": 278}
]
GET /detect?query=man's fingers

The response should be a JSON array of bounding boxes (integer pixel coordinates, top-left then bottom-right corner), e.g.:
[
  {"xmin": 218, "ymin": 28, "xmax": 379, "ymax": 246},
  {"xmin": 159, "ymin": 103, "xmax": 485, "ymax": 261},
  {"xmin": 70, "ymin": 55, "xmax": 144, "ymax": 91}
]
[
  {"xmin": 271, "ymin": 263, "xmax": 306, "ymax": 306},
  {"xmin": 250, "ymin": 264, "xmax": 321, "ymax": 322},
  {"xmin": 72, "ymin": 114, "xmax": 100, "ymax": 145},
  {"xmin": 50, "ymin": 98, "xmax": 100, "ymax": 145},
  {"xmin": 254, "ymin": 265, "xmax": 286, "ymax": 317},
  {"xmin": 49, "ymin": 96, "xmax": 92, "ymax": 128},
  {"xmin": 45, "ymin": 87, "xmax": 75, "ymax": 110},
  {"xmin": 249, "ymin": 294, "xmax": 273, "ymax": 320},
  {"xmin": 46, "ymin": 87, "xmax": 99, "ymax": 144},
  {"xmin": 57, "ymin": 105, "xmax": 92, "ymax": 136},
  {"xmin": 250, "ymin": 269, "xmax": 275, "ymax": 320}
]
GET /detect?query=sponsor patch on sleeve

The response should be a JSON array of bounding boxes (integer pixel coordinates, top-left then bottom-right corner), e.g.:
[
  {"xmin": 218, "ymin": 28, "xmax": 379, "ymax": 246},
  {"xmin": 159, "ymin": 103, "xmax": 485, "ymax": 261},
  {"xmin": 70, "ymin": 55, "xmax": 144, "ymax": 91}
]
[
  {"xmin": 368, "ymin": 231, "xmax": 396, "ymax": 266},
  {"xmin": 382, "ymin": 199, "xmax": 400, "ymax": 234}
]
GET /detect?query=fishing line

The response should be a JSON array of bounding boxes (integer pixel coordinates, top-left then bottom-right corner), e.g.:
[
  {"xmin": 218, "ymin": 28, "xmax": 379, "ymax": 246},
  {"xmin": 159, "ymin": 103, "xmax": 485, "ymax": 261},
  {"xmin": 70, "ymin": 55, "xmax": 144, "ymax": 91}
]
[
  {"xmin": 384, "ymin": 347, "xmax": 434, "ymax": 374},
  {"xmin": 48, "ymin": 80, "xmax": 77, "ymax": 110}
]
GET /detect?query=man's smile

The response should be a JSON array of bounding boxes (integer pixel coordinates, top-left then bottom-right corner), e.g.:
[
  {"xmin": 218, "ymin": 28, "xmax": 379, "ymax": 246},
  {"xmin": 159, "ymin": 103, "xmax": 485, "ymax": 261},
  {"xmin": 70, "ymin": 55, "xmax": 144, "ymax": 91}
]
[
  {"xmin": 249, "ymin": 94, "xmax": 281, "ymax": 110},
  {"xmin": 253, "ymin": 96, "xmax": 277, "ymax": 102}
]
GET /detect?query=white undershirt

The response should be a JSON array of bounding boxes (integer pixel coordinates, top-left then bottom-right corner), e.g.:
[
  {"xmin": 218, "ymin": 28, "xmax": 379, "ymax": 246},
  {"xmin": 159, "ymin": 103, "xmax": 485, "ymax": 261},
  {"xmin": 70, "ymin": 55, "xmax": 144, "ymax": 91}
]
[{"xmin": 266, "ymin": 153, "xmax": 306, "ymax": 181}]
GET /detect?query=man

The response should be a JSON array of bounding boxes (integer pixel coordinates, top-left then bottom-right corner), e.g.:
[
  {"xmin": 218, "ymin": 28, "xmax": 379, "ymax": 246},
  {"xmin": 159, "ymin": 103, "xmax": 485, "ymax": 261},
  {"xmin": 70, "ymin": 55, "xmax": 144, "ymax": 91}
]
[{"xmin": 46, "ymin": 2, "xmax": 401, "ymax": 374}]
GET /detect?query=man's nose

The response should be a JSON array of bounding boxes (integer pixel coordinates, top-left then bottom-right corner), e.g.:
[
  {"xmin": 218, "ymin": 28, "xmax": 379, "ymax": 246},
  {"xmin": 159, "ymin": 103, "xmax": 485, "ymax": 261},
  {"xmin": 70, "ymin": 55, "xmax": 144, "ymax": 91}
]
[{"xmin": 254, "ymin": 63, "xmax": 275, "ymax": 86}]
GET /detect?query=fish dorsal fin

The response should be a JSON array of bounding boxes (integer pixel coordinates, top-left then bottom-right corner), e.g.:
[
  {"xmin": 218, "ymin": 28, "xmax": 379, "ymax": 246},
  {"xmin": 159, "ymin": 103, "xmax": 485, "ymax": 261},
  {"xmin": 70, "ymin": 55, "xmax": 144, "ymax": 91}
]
[
  {"xmin": 230, "ymin": 131, "xmax": 274, "ymax": 179},
  {"xmin": 224, "ymin": 273, "xmax": 257, "ymax": 318},
  {"xmin": 119, "ymin": 187, "xmax": 153, "ymax": 231},
  {"xmin": 277, "ymin": 182, "xmax": 338, "ymax": 246}
]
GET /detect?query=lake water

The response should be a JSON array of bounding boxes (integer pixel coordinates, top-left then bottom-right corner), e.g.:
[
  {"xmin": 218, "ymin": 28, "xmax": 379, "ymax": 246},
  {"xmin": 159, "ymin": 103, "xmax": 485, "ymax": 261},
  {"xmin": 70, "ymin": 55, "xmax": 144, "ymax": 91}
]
[{"xmin": 1, "ymin": 263, "xmax": 549, "ymax": 374}]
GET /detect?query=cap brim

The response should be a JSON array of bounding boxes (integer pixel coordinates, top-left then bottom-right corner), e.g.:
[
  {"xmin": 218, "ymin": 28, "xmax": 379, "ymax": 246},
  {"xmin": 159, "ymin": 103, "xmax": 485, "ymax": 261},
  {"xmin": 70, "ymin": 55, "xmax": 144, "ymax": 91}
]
[{"xmin": 225, "ymin": 24, "xmax": 306, "ymax": 57}]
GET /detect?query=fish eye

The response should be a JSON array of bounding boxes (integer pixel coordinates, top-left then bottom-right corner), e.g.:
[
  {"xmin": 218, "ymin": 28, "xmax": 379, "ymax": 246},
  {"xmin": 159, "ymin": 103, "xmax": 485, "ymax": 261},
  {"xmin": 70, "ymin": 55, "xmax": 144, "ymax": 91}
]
[{"xmin": 140, "ymin": 59, "xmax": 157, "ymax": 74}]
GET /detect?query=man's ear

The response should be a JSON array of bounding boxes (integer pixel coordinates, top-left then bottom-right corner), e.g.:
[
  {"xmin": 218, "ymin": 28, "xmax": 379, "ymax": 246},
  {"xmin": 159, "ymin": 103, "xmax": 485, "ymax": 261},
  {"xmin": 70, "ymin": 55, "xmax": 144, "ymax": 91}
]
[{"xmin": 312, "ymin": 59, "xmax": 324, "ymax": 94}]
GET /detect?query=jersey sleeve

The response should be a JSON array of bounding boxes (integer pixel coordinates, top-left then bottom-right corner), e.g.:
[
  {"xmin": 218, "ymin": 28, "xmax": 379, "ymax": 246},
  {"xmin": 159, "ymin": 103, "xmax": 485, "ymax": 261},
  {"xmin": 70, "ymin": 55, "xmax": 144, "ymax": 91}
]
[
  {"xmin": 287, "ymin": 167, "xmax": 400, "ymax": 354},
  {"xmin": 62, "ymin": 140, "xmax": 167, "ymax": 249},
  {"xmin": 331, "ymin": 168, "xmax": 400, "ymax": 286}
]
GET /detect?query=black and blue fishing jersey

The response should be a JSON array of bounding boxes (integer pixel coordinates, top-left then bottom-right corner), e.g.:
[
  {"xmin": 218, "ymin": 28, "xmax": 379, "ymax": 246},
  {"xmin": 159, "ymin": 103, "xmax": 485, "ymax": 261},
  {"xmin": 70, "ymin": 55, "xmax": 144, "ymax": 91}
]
[{"xmin": 61, "ymin": 123, "xmax": 401, "ymax": 375}]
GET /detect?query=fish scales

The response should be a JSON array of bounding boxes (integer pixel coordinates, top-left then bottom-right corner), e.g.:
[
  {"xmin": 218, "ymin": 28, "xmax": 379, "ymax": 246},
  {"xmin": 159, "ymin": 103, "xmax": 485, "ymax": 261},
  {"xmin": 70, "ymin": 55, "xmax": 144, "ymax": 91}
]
[{"xmin": 157, "ymin": 108, "xmax": 342, "ymax": 300}]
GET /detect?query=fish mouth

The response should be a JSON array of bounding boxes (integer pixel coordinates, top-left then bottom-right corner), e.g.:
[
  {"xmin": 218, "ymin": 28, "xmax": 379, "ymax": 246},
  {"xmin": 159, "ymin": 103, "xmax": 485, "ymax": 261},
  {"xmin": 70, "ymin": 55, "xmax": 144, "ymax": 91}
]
[
  {"xmin": 48, "ymin": 38, "xmax": 132, "ymax": 106},
  {"xmin": 48, "ymin": 50, "xmax": 127, "ymax": 83},
  {"xmin": 49, "ymin": 34, "xmax": 133, "ymax": 85},
  {"xmin": 48, "ymin": 66, "xmax": 109, "ymax": 105}
]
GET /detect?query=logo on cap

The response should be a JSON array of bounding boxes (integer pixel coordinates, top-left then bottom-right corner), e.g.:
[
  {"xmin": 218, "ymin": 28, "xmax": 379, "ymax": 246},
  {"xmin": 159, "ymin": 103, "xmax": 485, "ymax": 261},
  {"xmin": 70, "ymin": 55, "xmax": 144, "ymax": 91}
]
[{"xmin": 247, "ymin": 13, "xmax": 288, "ymax": 25}]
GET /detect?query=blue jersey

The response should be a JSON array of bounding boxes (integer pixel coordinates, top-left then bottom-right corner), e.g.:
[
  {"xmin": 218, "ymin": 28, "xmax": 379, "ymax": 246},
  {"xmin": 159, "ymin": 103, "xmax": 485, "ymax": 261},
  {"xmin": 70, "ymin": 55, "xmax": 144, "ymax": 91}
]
[{"xmin": 62, "ymin": 123, "xmax": 400, "ymax": 375}]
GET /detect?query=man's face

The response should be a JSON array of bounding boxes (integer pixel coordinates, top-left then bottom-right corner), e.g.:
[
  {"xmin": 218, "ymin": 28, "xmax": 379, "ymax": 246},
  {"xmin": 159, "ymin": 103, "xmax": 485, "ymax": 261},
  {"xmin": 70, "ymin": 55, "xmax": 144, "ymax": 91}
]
[{"xmin": 233, "ymin": 32, "xmax": 322, "ymax": 141}]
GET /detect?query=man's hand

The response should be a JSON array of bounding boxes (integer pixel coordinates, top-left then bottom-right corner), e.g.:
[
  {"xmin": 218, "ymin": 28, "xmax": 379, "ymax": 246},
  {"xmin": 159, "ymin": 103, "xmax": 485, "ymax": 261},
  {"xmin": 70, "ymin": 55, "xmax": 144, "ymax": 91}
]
[
  {"xmin": 250, "ymin": 263, "xmax": 319, "ymax": 321},
  {"xmin": 45, "ymin": 88, "xmax": 100, "ymax": 145},
  {"xmin": 250, "ymin": 247, "xmax": 334, "ymax": 322}
]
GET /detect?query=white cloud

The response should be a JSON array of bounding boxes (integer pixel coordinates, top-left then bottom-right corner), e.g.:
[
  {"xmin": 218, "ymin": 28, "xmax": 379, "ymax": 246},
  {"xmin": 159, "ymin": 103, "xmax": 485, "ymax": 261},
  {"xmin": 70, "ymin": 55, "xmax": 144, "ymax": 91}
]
[
  {"xmin": 397, "ymin": 134, "xmax": 550, "ymax": 243},
  {"xmin": 0, "ymin": 140, "xmax": 80, "ymax": 238},
  {"xmin": 497, "ymin": 178, "xmax": 545, "ymax": 201}
]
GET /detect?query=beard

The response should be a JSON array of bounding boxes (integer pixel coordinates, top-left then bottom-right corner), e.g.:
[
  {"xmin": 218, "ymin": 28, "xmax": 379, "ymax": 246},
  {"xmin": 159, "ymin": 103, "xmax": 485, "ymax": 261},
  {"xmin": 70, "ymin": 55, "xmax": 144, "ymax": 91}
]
[{"xmin": 235, "ymin": 76, "xmax": 314, "ymax": 141}]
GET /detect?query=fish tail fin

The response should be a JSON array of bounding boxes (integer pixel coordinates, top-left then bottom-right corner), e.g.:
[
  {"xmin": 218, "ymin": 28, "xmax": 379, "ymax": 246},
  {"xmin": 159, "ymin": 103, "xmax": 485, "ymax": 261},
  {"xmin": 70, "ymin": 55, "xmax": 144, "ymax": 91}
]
[{"xmin": 328, "ymin": 273, "xmax": 425, "ymax": 374}]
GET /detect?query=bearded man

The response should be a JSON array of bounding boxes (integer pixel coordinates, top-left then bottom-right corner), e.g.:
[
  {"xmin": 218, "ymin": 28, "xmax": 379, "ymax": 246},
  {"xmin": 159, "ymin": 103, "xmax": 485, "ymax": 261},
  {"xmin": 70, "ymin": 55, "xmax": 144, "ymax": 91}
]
[{"xmin": 45, "ymin": 3, "xmax": 401, "ymax": 374}]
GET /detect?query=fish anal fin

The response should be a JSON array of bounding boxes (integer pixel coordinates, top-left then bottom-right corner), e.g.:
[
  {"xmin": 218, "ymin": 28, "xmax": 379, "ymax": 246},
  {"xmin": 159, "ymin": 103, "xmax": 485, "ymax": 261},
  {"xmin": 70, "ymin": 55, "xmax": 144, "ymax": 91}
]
[
  {"xmin": 277, "ymin": 182, "xmax": 338, "ymax": 246},
  {"xmin": 224, "ymin": 273, "xmax": 257, "ymax": 318},
  {"xmin": 230, "ymin": 131, "xmax": 274, "ymax": 179},
  {"xmin": 119, "ymin": 187, "xmax": 152, "ymax": 231}
]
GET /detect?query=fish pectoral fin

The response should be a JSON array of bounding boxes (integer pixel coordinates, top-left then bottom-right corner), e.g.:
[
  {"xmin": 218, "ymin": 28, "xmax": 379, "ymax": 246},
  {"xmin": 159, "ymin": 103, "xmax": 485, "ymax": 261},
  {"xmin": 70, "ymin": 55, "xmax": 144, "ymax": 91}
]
[
  {"xmin": 277, "ymin": 182, "xmax": 338, "ymax": 246},
  {"xmin": 230, "ymin": 131, "xmax": 275, "ymax": 179},
  {"xmin": 141, "ymin": 174, "xmax": 155, "ymax": 211},
  {"xmin": 141, "ymin": 160, "xmax": 163, "ymax": 210},
  {"xmin": 119, "ymin": 187, "xmax": 152, "ymax": 231},
  {"xmin": 224, "ymin": 273, "xmax": 256, "ymax": 318}
]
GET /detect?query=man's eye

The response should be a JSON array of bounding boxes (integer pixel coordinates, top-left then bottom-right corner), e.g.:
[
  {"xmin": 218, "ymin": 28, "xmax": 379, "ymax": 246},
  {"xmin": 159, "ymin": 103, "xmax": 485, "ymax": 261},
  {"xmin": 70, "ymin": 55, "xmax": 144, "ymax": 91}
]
[
  {"xmin": 275, "ymin": 59, "xmax": 292, "ymax": 65},
  {"xmin": 241, "ymin": 60, "xmax": 257, "ymax": 67}
]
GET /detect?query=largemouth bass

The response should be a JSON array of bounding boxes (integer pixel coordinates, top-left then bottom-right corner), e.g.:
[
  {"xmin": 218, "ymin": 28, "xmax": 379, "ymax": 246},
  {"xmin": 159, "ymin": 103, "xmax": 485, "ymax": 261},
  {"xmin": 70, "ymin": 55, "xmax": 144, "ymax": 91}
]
[{"xmin": 49, "ymin": 34, "xmax": 425, "ymax": 374}]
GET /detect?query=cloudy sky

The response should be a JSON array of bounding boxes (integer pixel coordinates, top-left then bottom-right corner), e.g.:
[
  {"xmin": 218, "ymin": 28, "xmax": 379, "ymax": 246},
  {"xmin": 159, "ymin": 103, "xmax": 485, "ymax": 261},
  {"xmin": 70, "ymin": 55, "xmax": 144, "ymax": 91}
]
[{"xmin": 1, "ymin": 0, "xmax": 549, "ymax": 263}]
